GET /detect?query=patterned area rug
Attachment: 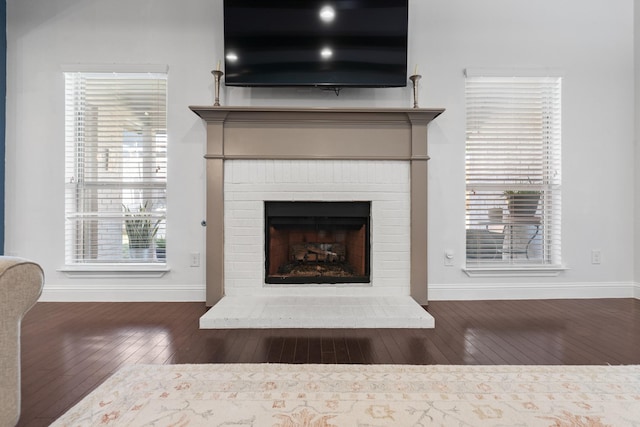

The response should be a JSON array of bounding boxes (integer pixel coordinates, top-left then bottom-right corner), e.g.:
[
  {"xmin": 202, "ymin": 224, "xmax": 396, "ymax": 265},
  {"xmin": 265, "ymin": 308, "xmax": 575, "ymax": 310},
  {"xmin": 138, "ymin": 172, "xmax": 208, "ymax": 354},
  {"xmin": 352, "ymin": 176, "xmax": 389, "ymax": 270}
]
[{"xmin": 52, "ymin": 364, "xmax": 640, "ymax": 426}]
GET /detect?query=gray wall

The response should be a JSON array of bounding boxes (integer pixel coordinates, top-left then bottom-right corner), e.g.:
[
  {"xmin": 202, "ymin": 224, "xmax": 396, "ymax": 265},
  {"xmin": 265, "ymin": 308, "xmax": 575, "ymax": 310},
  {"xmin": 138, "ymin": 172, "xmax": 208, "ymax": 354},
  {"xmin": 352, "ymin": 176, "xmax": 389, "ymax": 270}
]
[
  {"xmin": 4, "ymin": 0, "xmax": 637, "ymax": 301},
  {"xmin": 1, "ymin": 0, "xmax": 5, "ymax": 255}
]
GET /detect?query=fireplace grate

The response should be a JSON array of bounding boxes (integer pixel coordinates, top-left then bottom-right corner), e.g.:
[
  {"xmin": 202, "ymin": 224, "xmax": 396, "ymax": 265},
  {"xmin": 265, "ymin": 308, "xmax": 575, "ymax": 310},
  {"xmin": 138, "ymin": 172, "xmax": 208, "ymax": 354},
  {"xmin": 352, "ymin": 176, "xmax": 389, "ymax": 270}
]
[{"xmin": 264, "ymin": 201, "xmax": 371, "ymax": 284}]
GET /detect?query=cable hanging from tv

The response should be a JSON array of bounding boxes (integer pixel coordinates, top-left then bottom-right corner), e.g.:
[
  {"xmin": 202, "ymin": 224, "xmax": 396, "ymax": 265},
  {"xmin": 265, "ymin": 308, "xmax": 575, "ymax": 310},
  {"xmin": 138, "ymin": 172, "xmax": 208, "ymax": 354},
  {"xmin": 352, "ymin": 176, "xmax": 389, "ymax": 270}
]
[{"xmin": 321, "ymin": 87, "xmax": 342, "ymax": 96}]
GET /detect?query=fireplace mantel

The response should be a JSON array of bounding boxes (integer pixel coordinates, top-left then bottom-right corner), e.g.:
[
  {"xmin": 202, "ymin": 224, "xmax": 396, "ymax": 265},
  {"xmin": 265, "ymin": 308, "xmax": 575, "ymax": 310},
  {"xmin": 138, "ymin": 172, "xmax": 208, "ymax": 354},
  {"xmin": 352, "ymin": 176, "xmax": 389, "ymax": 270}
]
[
  {"xmin": 190, "ymin": 106, "xmax": 445, "ymax": 306},
  {"xmin": 190, "ymin": 105, "xmax": 443, "ymax": 121}
]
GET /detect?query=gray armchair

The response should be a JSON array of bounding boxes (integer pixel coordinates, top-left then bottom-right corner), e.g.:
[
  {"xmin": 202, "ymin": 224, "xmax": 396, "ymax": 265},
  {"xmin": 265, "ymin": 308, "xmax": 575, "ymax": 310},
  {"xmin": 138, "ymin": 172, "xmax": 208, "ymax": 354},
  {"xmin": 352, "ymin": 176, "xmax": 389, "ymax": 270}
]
[{"xmin": 0, "ymin": 257, "xmax": 44, "ymax": 427}]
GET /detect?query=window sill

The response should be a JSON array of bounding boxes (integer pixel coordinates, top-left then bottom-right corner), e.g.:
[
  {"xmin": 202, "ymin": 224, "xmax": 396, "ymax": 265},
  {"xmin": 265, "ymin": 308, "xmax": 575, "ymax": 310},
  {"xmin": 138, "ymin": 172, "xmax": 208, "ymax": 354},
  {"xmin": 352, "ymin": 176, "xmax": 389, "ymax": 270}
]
[
  {"xmin": 463, "ymin": 265, "xmax": 568, "ymax": 278},
  {"xmin": 59, "ymin": 264, "xmax": 170, "ymax": 279}
]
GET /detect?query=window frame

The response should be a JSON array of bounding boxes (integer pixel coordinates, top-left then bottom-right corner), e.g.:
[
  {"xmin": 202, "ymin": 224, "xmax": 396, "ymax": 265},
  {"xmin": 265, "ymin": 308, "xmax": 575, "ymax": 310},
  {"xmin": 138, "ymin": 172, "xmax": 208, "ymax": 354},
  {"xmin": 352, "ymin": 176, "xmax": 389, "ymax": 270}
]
[
  {"xmin": 464, "ymin": 69, "xmax": 564, "ymax": 276},
  {"xmin": 62, "ymin": 69, "xmax": 169, "ymax": 275}
]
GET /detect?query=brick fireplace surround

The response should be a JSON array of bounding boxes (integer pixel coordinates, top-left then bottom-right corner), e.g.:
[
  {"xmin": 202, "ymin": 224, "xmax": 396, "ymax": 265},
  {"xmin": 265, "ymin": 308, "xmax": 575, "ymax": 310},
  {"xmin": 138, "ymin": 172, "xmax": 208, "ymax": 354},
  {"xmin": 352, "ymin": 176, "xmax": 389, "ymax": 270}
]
[{"xmin": 190, "ymin": 106, "xmax": 444, "ymax": 328}]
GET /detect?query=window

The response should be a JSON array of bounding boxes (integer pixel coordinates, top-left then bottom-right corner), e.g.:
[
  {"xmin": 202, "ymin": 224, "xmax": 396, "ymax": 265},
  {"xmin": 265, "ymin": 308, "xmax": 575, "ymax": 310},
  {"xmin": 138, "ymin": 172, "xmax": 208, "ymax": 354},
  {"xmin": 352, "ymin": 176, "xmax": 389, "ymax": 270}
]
[
  {"xmin": 64, "ymin": 72, "xmax": 167, "ymax": 265},
  {"xmin": 465, "ymin": 72, "xmax": 561, "ymax": 270}
]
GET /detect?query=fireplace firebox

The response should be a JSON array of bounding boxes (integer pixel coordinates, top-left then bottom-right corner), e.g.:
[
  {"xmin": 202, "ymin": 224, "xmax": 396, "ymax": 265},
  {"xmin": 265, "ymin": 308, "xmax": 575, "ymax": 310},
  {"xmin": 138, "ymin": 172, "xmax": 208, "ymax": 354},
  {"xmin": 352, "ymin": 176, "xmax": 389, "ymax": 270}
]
[{"xmin": 265, "ymin": 201, "xmax": 371, "ymax": 284}]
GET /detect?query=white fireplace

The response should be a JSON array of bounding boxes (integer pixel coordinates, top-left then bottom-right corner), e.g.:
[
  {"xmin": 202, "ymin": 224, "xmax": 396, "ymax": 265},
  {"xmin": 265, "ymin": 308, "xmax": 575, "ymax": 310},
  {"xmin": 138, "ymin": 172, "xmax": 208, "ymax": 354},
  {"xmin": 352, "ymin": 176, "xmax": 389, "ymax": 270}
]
[
  {"xmin": 190, "ymin": 106, "xmax": 443, "ymax": 328},
  {"xmin": 224, "ymin": 159, "xmax": 410, "ymax": 296}
]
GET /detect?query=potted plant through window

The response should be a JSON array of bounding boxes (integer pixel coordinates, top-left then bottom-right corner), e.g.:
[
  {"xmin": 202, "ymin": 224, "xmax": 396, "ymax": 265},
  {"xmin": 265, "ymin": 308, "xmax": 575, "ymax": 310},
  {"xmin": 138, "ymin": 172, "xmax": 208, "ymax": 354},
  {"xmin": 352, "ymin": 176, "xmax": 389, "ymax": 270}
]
[
  {"xmin": 155, "ymin": 236, "xmax": 166, "ymax": 261},
  {"xmin": 123, "ymin": 201, "xmax": 163, "ymax": 261},
  {"xmin": 504, "ymin": 190, "xmax": 541, "ymax": 217}
]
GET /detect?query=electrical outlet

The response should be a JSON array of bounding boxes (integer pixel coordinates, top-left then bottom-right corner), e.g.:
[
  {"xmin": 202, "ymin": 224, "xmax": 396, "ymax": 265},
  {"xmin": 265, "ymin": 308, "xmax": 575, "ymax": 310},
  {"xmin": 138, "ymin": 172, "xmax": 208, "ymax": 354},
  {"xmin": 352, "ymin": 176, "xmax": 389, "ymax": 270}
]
[
  {"xmin": 190, "ymin": 252, "xmax": 200, "ymax": 267},
  {"xmin": 591, "ymin": 249, "xmax": 601, "ymax": 265},
  {"xmin": 444, "ymin": 250, "xmax": 455, "ymax": 266}
]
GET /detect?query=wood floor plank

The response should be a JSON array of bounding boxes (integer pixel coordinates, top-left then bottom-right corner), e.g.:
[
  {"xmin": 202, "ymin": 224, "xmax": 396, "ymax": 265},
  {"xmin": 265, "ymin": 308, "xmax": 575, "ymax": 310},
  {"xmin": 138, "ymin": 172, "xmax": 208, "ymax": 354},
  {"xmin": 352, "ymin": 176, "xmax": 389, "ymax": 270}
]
[
  {"xmin": 342, "ymin": 331, "xmax": 365, "ymax": 364},
  {"xmin": 333, "ymin": 331, "xmax": 350, "ymax": 363},
  {"xmin": 16, "ymin": 299, "xmax": 640, "ymax": 426},
  {"xmin": 308, "ymin": 335, "xmax": 323, "ymax": 364},
  {"xmin": 280, "ymin": 330, "xmax": 297, "ymax": 363},
  {"xmin": 362, "ymin": 329, "xmax": 395, "ymax": 364},
  {"xmin": 293, "ymin": 335, "xmax": 310, "ymax": 364},
  {"xmin": 320, "ymin": 329, "xmax": 338, "ymax": 364},
  {"xmin": 452, "ymin": 300, "xmax": 542, "ymax": 364},
  {"xmin": 265, "ymin": 333, "xmax": 285, "ymax": 363},
  {"xmin": 424, "ymin": 309, "xmax": 485, "ymax": 364}
]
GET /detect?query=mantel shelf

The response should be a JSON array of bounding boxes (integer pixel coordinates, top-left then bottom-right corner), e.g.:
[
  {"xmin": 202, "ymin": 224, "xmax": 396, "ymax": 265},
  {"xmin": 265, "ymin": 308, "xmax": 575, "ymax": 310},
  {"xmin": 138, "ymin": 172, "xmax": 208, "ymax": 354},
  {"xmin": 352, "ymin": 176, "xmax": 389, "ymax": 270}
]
[{"xmin": 189, "ymin": 105, "xmax": 445, "ymax": 124}]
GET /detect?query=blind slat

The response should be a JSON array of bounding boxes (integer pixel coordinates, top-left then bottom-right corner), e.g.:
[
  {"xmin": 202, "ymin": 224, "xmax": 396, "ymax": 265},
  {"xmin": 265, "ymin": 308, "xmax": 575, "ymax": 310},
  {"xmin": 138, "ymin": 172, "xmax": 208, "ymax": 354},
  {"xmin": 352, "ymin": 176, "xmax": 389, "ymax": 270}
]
[
  {"xmin": 466, "ymin": 76, "xmax": 562, "ymax": 267},
  {"xmin": 64, "ymin": 72, "xmax": 168, "ymax": 265}
]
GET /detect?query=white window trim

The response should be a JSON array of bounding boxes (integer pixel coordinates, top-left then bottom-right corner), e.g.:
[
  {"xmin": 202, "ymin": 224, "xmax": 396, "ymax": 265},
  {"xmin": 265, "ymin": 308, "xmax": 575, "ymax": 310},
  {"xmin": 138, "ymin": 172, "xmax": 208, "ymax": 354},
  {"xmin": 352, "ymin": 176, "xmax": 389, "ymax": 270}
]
[
  {"xmin": 58, "ymin": 264, "xmax": 170, "ymax": 278},
  {"xmin": 464, "ymin": 67, "xmax": 565, "ymax": 78},
  {"xmin": 463, "ymin": 265, "xmax": 568, "ymax": 278},
  {"xmin": 63, "ymin": 69, "xmax": 169, "ymax": 271},
  {"xmin": 464, "ymin": 68, "xmax": 564, "ymax": 275},
  {"xmin": 61, "ymin": 63, "xmax": 169, "ymax": 74}
]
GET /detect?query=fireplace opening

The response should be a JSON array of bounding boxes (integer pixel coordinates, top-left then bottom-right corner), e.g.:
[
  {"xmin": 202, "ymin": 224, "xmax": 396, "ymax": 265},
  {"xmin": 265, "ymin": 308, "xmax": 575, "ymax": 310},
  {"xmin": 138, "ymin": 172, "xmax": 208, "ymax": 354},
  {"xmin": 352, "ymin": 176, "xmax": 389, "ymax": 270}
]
[{"xmin": 265, "ymin": 201, "xmax": 371, "ymax": 284}]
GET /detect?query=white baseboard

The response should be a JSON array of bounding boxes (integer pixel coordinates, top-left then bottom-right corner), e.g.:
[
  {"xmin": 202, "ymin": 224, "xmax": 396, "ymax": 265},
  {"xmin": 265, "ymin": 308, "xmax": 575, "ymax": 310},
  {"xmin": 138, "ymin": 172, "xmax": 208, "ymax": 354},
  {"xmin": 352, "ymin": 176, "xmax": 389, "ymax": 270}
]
[
  {"xmin": 40, "ymin": 283, "xmax": 206, "ymax": 302},
  {"xmin": 39, "ymin": 282, "xmax": 637, "ymax": 302},
  {"xmin": 429, "ymin": 281, "xmax": 635, "ymax": 301}
]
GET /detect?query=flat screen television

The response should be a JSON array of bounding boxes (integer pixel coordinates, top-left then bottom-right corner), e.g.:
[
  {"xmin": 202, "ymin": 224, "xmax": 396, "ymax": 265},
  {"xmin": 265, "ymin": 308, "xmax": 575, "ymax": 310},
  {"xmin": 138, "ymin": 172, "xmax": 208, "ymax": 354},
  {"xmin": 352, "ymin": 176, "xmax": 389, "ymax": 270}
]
[{"xmin": 223, "ymin": 0, "xmax": 409, "ymax": 88}]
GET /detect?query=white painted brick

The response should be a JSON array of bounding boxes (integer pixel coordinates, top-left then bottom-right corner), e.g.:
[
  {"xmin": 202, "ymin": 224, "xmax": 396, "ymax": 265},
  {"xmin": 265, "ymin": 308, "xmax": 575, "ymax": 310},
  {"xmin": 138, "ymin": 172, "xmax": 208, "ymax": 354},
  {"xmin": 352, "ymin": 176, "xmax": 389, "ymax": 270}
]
[
  {"xmin": 226, "ymin": 253, "xmax": 259, "ymax": 262},
  {"xmin": 375, "ymin": 208, "xmax": 410, "ymax": 220},
  {"xmin": 377, "ymin": 212, "xmax": 410, "ymax": 223},
  {"xmin": 227, "ymin": 227, "xmax": 261, "ymax": 237},
  {"xmin": 374, "ymin": 243, "xmax": 411, "ymax": 253},
  {"xmin": 372, "ymin": 234, "xmax": 409, "ymax": 244},
  {"xmin": 380, "ymin": 260, "xmax": 411, "ymax": 270},
  {"xmin": 230, "ymin": 261, "xmax": 262, "ymax": 273},
  {"xmin": 376, "ymin": 225, "xmax": 411, "ymax": 235},
  {"xmin": 226, "ymin": 218, "xmax": 262, "ymax": 228},
  {"xmin": 228, "ymin": 279, "xmax": 260, "ymax": 289},
  {"xmin": 232, "ymin": 161, "xmax": 248, "ymax": 183},
  {"xmin": 229, "ymin": 244, "xmax": 262, "ymax": 254},
  {"xmin": 332, "ymin": 161, "xmax": 344, "ymax": 182},
  {"xmin": 273, "ymin": 160, "xmax": 285, "ymax": 182},
  {"xmin": 224, "ymin": 236, "xmax": 262, "ymax": 247},
  {"xmin": 224, "ymin": 209, "xmax": 261, "ymax": 219},
  {"xmin": 225, "ymin": 200, "xmax": 260, "ymax": 210},
  {"xmin": 372, "ymin": 278, "xmax": 408, "ymax": 288},
  {"xmin": 228, "ymin": 269, "xmax": 262, "ymax": 280},
  {"xmin": 249, "ymin": 161, "xmax": 264, "ymax": 184},
  {"xmin": 374, "ymin": 269, "xmax": 408, "ymax": 279},
  {"xmin": 225, "ymin": 226, "xmax": 263, "ymax": 236},
  {"xmin": 378, "ymin": 252, "xmax": 411, "ymax": 261},
  {"xmin": 224, "ymin": 160, "xmax": 411, "ymax": 294},
  {"xmin": 307, "ymin": 160, "xmax": 319, "ymax": 182}
]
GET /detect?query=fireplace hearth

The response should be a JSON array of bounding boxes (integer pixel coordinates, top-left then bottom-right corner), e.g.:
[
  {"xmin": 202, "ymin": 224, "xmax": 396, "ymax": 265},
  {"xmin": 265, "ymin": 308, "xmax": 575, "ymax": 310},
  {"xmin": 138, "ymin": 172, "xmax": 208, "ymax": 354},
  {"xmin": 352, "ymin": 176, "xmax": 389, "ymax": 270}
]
[{"xmin": 265, "ymin": 201, "xmax": 370, "ymax": 284}]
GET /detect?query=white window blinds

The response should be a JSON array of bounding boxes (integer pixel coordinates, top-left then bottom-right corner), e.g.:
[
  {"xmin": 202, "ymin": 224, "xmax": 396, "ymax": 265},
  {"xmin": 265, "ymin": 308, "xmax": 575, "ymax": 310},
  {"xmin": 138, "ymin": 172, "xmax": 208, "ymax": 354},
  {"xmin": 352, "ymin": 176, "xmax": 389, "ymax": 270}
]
[
  {"xmin": 64, "ymin": 72, "xmax": 168, "ymax": 264},
  {"xmin": 465, "ymin": 74, "xmax": 561, "ymax": 267}
]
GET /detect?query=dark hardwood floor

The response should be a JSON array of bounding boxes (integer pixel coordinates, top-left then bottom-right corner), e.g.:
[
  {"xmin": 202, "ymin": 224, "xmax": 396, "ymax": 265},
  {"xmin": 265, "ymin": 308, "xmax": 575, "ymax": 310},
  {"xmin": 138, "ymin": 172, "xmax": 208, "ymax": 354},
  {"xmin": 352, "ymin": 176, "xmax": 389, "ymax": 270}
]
[{"xmin": 17, "ymin": 298, "xmax": 640, "ymax": 426}]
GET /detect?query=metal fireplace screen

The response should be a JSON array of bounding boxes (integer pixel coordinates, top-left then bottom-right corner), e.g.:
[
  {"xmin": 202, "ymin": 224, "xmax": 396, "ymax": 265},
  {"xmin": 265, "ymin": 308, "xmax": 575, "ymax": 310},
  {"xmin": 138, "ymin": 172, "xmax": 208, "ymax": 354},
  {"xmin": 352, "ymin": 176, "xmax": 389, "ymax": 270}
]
[{"xmin": 264, "ymin": 201, "xmax": 371, "ymax": 284}]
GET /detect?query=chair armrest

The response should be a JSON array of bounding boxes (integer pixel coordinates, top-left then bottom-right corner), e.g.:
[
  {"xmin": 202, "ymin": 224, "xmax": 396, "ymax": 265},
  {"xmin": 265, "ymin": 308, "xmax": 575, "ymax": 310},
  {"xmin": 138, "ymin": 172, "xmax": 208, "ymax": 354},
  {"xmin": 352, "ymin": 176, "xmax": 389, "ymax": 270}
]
[{"xmin": 0, "ymin": 257, "xmax": 44, "ymax": 427}]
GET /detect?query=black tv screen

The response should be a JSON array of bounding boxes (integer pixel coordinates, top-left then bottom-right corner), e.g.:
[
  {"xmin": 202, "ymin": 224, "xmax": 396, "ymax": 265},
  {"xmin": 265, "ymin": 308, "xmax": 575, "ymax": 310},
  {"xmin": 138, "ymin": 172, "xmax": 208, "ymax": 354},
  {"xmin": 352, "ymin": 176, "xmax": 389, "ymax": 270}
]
[{"xmin": 223, "ymin": 0, "xmax": 409, "ymax": 88}]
